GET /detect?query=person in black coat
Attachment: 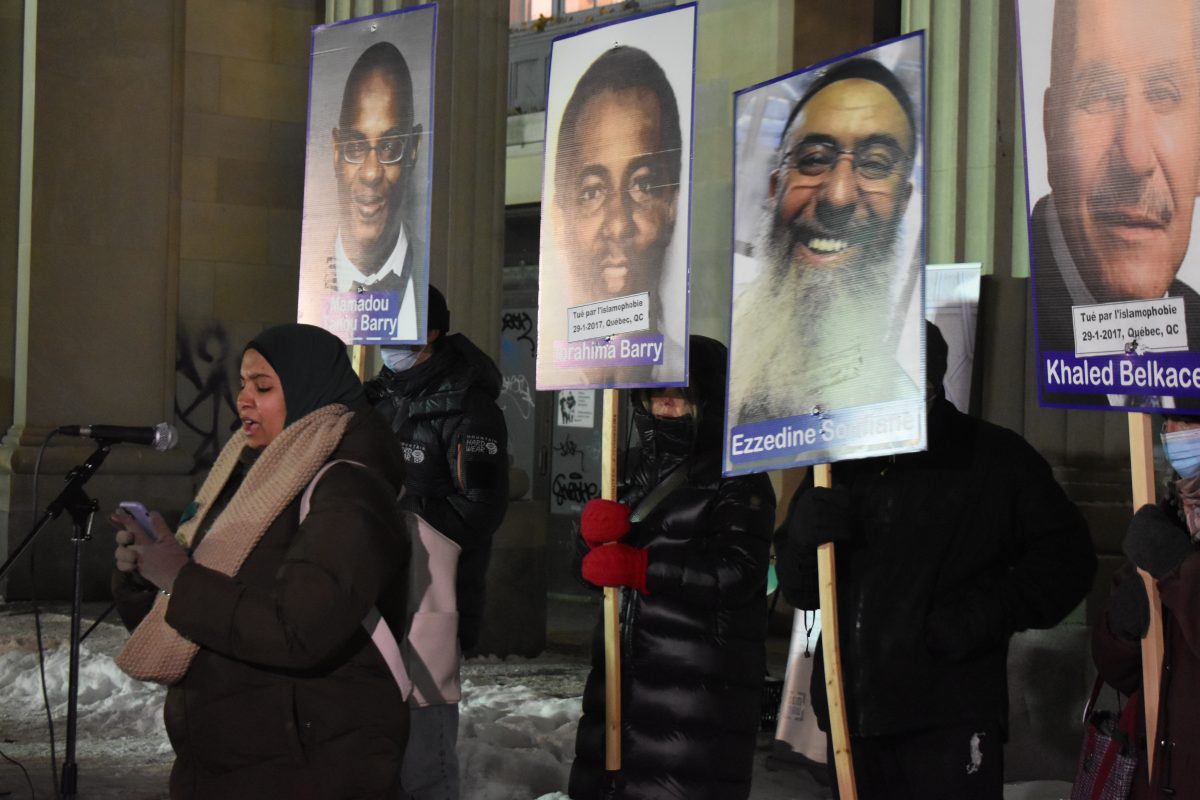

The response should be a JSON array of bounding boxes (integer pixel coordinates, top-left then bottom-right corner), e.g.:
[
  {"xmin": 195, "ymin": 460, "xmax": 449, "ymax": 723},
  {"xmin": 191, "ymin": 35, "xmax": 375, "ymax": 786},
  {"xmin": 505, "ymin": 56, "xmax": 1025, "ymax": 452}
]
[
  {"xmin": 1092, "ymin": 414, "xmax": 1200, "ymax": 799},
  {"xmin": 775, "ymin": 322, "xmax": 1096, "ymax": 799},
  {"xmin": 365, "ymin": 287, "xmax": 508, "ymax": 800},
  {"xmin": 111, "ymin": 324, "xmax": 410, "ymax": 800},
  {"xmin": 365, "ymin": 288, "xmax": 509, "ymax": 656},
  {"xmin": 568, "ymin": 335, "xmax": 776, "ymax": 800}
]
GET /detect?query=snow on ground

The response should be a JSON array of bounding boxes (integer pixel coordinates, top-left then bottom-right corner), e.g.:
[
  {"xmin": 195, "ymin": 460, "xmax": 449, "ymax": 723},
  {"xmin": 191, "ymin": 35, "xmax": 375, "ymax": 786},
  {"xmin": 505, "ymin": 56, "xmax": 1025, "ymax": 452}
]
[
  {"xmin": 458, "ymin": 664, "xmax": 584, "ymax": 800},
  {"xmin": 0, "ymin": 632, "xmax": 169, "ymax": 749},
  {"xmin": 0, "ymin": 608, "xmax": 594, "ymax": 799},
  {"xmin": 0, "ymin": 606, "xmax": 829, "ymax": 799}
]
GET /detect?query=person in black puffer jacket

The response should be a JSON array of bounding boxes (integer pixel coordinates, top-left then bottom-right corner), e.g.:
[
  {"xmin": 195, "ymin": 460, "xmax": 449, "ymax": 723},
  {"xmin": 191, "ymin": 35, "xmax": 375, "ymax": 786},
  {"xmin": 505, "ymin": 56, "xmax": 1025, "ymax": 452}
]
[
  {"xmin": 568, "ymin": 335, "xmax": 776, "ymax": 800},
  {"xmin": 366, "ymin": 287, "xmax": 509, "ymax": 652},
  {"xmin": 364, "ymin": 286, "xmax": 508, "ymax": 800}
]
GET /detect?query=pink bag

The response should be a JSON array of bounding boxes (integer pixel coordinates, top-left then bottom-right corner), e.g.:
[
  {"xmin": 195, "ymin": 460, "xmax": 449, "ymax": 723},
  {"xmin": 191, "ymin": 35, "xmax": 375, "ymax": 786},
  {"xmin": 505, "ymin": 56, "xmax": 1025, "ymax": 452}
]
[
  {"xmin": 301, "ymin": 462, "xmax": 462, "ymax": 707},
  {"xmin": 1071, "ymin": 677, "xmax": 1140, "ymax": 800}
]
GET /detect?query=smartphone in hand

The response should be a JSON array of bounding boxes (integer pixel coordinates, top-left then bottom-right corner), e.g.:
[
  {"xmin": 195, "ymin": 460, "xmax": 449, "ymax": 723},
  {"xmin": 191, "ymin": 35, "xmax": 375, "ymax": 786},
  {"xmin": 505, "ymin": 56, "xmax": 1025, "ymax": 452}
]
[{"xmin": 118, "ymin": 501, "xmax": 157, "ymax": 540}]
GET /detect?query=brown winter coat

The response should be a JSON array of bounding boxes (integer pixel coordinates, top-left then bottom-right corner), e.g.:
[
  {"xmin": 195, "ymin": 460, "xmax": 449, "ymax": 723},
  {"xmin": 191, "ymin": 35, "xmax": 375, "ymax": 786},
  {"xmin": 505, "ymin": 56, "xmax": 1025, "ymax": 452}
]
[
  {"xmin": 1093, "ymin": 547, "xmax": 1200, "ymax": 799},
  {"xmin": 114, "ymin": 411, "xmax": 409, "ymax": 799}
]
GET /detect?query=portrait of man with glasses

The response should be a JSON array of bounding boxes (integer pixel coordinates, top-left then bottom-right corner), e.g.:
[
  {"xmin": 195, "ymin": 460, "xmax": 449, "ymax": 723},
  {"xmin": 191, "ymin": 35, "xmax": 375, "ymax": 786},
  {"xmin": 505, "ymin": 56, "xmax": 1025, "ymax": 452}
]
[
  {"xmin": 298, "ymin": 10, "xmax": 434, "ymax": 345},
  {"xmin": 329, "ymin": 41, "xmax": 423, "ymax": 338},
  {"xmin": 536, "ymin": 10, "xmax": 696, "ymax": 390},
  {"xmin": 727, "ymin": 51, "xmax": 925, "ymax": 435}
]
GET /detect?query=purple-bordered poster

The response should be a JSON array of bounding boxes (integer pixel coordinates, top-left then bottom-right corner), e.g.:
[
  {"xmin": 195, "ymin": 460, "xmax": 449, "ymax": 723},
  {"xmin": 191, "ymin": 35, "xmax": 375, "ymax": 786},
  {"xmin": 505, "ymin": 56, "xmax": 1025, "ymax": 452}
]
[
  {"xmin": 723, "ymin": 33, "xmax": 927, "ymax": 476},
  {"xmin": 296, "ymin": 5, "xmax": 436, "ymax": 344},
  {"xmin": 1018, "ymin": 0, "xmax": 1200, "ymax": 412},
  {"xmin": 535, "ymin": 4, "xmax": 696, "ymax": 391}
]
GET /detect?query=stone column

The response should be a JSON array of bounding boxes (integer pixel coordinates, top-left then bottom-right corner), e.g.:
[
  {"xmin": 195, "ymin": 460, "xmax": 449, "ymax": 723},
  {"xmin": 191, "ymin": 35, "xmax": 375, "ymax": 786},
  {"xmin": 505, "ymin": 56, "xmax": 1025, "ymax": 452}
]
[
  {"xmin": 422, "ymin": 0, "xmax": 507, "ymax": 358},
  {"xmin": 0, "ymin": 0, "xmax": 194, "ymax": 600}
]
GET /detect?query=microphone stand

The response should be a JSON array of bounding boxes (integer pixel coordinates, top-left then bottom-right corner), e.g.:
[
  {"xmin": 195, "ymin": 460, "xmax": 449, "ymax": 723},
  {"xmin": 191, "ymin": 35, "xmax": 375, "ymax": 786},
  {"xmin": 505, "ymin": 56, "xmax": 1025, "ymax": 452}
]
[{"xmin": 0, "ymin": 442, "xmax": 113, "ymax": 800}]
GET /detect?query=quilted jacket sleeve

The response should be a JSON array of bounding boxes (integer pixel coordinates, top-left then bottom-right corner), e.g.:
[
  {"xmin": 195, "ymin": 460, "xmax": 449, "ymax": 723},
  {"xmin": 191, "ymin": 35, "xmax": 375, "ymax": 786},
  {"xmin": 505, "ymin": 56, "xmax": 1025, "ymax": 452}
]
[
  {"xmin": 644, "ymin": 472, "xmax": 775, "ymax": 609},
  {"xmin": 400, "ymin": 390, "xmax": 509, "ymax": 552}
]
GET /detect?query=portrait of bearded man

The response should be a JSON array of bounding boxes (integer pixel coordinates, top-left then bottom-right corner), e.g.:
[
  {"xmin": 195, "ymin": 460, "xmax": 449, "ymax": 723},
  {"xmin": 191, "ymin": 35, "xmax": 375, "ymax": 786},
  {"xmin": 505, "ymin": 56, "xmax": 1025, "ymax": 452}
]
[{"xmin": 728, "ymin": 55, "xmax": 924, "ymax": 429}]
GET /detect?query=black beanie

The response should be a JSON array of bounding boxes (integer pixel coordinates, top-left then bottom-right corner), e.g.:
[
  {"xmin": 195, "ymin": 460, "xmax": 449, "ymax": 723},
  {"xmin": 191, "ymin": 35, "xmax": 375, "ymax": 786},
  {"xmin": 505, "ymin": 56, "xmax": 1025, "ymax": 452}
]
[{"xmin": 428, "ymin": 286, "xmax": 450, "ymax": 333}]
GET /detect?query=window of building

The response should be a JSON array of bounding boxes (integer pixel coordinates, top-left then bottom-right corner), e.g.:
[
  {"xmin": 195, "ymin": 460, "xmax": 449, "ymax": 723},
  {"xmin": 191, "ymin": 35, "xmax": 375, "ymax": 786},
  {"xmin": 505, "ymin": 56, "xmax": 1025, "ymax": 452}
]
[
  {"xmin": 510, "ymin": 0, "xmax": 553, "ymax": 25},
  {"xmin": 510, "ymin": 0, "xmax": 631, "ymax": 28},
  {"xmin": 561, "ymin": 0, "xmax": 624, "ymax": 13}
]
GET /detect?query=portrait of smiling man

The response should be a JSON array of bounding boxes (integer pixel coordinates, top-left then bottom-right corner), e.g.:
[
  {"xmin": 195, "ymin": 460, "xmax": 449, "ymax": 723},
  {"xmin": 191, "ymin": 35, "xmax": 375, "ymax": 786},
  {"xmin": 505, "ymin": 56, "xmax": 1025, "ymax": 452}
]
[
  {"xmin": 297, "ymin": 11, "xmax": 434, "ymax": 345},
  {"xmin": 330, "ymin": 41, "xmax": 423, "ymax": 339},
  {"xmin": 728, "ymin": 53, "xmax": 924, "ymax": 430},
  {"xmin": 1026, "ymin": 0, "xmax": 1200, "ymax": 407}
]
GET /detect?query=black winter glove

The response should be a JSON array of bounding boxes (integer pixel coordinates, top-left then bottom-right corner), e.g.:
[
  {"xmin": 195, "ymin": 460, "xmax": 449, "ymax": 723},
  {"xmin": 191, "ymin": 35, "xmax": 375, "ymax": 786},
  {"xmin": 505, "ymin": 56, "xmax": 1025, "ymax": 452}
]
[
  {"xmin": 789, "ymin": 485, "xmax": 855, "ymax": 550},
  {"xmin": 1123, "ymin": 504, "xmax": 1195, "ymax": 579},
  {"xmin": 362, "ymin": 373, "xmax": 388, "ymax": 406},
  {"xmin": 1106, "ymin": 571, "xmax": 1150, "ymax": 643}
]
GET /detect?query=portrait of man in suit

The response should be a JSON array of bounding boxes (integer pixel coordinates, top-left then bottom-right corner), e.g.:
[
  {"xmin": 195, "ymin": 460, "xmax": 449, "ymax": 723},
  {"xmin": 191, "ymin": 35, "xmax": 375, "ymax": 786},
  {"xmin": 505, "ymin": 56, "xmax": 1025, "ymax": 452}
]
[
  {"xmin": 297, "ymin": 9, "xmax": 434, "ymax": 345},
  {"xmin": 1024, "ymin": 0, "xmax": 1200, "ymax": 407},
  {"xmin": 329, "ymin": 41, "xmax": 422, "ymax": 339}
]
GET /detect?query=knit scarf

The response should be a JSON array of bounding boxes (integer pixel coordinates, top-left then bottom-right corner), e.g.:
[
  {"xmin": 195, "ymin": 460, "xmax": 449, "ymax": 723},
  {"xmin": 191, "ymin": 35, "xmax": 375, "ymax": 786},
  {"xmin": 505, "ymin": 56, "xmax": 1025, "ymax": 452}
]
[{"xmin": 116, "ymin": 404, "xmax": 354, "ymax": 684}]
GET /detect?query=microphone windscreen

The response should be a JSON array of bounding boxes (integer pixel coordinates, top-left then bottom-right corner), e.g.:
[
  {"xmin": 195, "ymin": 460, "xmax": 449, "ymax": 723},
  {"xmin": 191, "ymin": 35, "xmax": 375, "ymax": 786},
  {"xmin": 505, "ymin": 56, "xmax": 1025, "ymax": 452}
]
[{"xmin": 155, "ymin": 423, "xmax": 180, "ymax": 452}]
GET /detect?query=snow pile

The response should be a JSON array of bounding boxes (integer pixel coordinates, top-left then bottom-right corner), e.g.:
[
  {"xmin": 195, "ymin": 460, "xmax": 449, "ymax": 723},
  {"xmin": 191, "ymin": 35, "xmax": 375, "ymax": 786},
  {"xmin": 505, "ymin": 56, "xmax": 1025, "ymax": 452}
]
[
  {"xmin": 0, "ymin": 613, "xmax": 823, "ymax": 798},
  {"xmin": 459, "ymin": 677, "xmax": 581, "ymax": 800},
  {"xmin": 0, "ymin": 618, "xmax": 588, "ymax": 798},
  {"xmin": 0, "ymin": 631, "xmax": 171, "ymax": 755}
]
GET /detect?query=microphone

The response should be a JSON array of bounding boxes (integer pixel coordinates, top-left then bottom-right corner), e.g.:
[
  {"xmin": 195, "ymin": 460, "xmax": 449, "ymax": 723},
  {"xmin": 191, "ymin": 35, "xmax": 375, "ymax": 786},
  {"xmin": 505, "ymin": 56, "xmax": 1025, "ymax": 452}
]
[{"xmin": 56, "ymin": 422, "xmax": 179, "ymax": 452}]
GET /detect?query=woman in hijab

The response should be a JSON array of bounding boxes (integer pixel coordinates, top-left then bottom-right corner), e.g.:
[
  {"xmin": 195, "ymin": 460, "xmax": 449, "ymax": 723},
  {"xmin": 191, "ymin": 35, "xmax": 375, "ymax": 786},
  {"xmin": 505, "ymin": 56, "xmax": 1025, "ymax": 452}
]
[{"xmin": 110, "ymin": 323, "xmax": 409, "ymax": 800}]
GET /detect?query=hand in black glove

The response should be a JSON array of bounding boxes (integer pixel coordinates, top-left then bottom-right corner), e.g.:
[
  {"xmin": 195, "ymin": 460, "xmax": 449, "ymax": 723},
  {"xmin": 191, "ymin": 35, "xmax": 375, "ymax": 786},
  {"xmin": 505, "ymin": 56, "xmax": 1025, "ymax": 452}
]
[
  {"xmin": 788, "ymin": 485, "xmax": 855, "ymax": 551},
  {"xmin": 1106, "ymin": 571, "xmax": 1150, "ymax": 642},
  {"xmin": 773, "ymin": 527, "xmax": 814, "ymax": 609},
  {"xmin": 1123, "ymin": 504, "xmax": 1195, "ymax": 579}
]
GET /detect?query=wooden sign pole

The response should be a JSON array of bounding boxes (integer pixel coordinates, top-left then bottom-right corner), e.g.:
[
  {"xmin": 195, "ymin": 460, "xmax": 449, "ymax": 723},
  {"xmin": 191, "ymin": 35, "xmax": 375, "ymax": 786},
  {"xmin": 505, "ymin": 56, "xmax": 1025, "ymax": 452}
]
[
  {"xmin": 813, "ymin": 462, "xmax": 857, "ymax": 800},
  {"xmin": 601, "ymin": 388, "xmax": 622, "ymax": 772},
  {"xmin": 1127, "ymin": 412, "xmax": 1164, "ymax": 778},
  {"xmin": 351, "ymin": 344, "xmax": 368, "ymax": 381}
]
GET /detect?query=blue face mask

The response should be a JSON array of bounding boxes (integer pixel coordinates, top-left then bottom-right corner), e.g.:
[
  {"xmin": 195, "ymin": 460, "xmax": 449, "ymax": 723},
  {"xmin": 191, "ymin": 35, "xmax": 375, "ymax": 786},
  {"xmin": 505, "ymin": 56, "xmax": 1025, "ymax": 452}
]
[
  {"xmin": 1162, "ymin": 426, "xmax": 1200, "ymax": 478},
  {"xmin": 381, "ymin": 345, "xmax": 422, "ymax": 373}
]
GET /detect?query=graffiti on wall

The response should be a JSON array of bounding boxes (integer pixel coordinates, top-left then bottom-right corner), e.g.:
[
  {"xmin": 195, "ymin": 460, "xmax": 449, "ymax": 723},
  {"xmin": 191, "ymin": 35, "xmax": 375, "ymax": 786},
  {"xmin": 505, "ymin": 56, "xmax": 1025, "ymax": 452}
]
[
  {"xmin": 175, "ymin": 323, "xmax": 240, "ymax": 473},
  {"xmin": 499, "ymin": 307, "xmax": 539, "ymax": 499},
  {"xmin": 501, "ymin": 310, "xmax": 536, "ymax": 358},
  {"xmin": 500, "ymin": 373, "xmax": 535, "ymax": 421},
  {"xmin": 549, "ymin": 392, "xmax": 602, "ymax": 516},
  {"xmin": 554, "ymin": 434, "xmax": 586, "ymax": 472},
  {"xmin": 551, "ymin": 469, "xmax": 599, "ymax": 508}
]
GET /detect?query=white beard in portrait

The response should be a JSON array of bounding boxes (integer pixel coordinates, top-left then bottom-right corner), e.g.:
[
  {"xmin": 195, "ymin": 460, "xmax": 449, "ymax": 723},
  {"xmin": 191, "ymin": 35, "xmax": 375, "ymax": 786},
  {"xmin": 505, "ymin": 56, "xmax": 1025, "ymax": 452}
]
[{"xmin": 728, "ymin": 180, "xmax": 910, "ymax": 427}]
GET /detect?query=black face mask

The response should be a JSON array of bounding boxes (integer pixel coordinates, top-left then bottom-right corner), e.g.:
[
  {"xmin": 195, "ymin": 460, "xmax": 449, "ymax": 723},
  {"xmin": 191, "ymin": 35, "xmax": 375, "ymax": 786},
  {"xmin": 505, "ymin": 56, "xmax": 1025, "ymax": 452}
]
[
  {"xmin": 633, "ymin": 404, "xmax": 697, "ymax": 480},
  {"xmin": 649, "ymin": 412, "xmax": 696, "ymax": 457}
]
